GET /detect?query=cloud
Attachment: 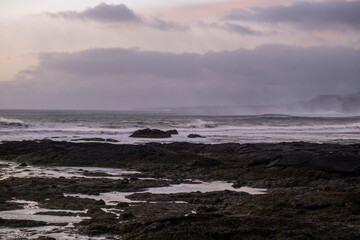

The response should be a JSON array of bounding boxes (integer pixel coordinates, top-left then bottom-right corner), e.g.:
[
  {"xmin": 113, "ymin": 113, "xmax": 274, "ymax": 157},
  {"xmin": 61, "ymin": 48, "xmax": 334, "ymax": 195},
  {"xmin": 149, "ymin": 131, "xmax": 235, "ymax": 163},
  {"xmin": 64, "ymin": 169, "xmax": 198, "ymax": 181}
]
[
  {"xmin": 225, "ymin": 0, "xmax": 360, "ymax": 31},
  {"xmin": 1, "ymin": 45, "xmax": 359, "ymax": 109},
  {"xmin": 46, "ymin": 3, "xmax": 188, "ymax": 31},
  {"xmin": 48, "ymin": 3, "xmax": 142, "ymax": 23},
  {"xmin": 149, "ymin": 18, "xmax": 189, "ymax": 31},
  {"xmin": 199, "ymin": 21, "xmax": 261, "ymax": 35},
  {"xmin": 223, "ymin": 23, "xmax": 260, "ymax": 35}
]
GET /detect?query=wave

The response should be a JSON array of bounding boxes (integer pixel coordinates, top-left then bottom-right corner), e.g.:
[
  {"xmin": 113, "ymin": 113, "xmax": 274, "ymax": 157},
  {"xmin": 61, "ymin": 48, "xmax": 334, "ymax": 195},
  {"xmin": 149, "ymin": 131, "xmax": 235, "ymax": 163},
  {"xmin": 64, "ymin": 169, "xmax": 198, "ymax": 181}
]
[
  {"xmin": 182, "ymin": 119, "xmax": 218, "ymax": 128},
  {"xmin": 0, "ymin": 117, "xmax": 27, "ymax": 128}
]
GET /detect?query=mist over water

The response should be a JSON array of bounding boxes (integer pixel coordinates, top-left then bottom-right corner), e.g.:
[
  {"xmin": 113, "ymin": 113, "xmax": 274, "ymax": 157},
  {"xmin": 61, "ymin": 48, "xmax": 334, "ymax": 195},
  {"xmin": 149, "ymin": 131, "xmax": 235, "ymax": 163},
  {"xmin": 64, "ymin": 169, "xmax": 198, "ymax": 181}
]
[{"xmin": 0, "ymin": 109, "xmax": 360, "ymax": 144}]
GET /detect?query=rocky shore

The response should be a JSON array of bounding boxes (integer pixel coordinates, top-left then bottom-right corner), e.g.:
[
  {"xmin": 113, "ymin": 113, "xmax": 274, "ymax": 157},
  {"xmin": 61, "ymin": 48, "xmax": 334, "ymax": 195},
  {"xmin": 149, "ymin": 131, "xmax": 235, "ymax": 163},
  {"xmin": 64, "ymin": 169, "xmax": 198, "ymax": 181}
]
[{"xmin": 1, "ymin": 140, "xmax": 360, "ymax": 239}]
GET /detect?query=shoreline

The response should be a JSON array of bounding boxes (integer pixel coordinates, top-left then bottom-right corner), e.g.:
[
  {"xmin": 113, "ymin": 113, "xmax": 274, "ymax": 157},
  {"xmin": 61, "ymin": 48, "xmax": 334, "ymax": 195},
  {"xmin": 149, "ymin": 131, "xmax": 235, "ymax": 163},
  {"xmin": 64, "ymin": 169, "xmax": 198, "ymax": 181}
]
[{"xmin": 1, "ymin": 140, "xmax": 360, "ymax": 239}]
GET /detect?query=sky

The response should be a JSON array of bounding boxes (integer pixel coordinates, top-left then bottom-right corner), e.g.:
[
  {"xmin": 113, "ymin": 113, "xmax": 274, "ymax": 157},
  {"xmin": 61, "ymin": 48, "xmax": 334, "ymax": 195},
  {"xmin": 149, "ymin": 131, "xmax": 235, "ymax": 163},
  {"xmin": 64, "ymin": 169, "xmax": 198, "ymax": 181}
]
[{"xmin": 0, "ymin": 0, "xmax": 360, "ymax": 110}]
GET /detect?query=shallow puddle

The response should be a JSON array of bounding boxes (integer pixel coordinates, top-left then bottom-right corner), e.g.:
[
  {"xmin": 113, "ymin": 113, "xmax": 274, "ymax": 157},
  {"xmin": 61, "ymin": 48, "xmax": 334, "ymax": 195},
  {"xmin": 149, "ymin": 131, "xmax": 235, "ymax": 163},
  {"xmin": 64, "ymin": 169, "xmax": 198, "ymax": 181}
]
[
  {"xmin": 0, "ymin": 161, "xmax": 267, "ymax": 239},
  {"xmin": 0, "ymin": 200, "xmax": 100, "ymax": 240},
  {"xmin": 64, "ymin": 192, "xmax": 139, "ymax": 205},
  {"xmin": 0, "ymin": 161, "xmax": 139, "ymax": 180},
  {"xmin": 1, "ymin": 200, "xmax": 88, "ymax": 224},
  {"xmin": 0, "ymin": 225, "xmax": 111, "ymax": 240},
  {"xmin": 66, "ymin": 181, "xmax": 266, "ymax": 205},
  {"xmin": 146, "ymin": 181, "xmax": 267, "ymax": 195}
]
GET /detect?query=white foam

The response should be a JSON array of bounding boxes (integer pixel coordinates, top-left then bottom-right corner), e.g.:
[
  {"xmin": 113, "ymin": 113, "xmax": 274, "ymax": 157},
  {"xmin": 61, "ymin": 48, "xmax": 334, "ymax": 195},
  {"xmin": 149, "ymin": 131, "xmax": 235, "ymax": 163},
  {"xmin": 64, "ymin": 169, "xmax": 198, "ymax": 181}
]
[
  {"xmin": 183, "ymin": 119, "xmax": 217, "ymax": 128},
  {"xmin": 0, "ymin": 117, "xmax": 25, "ymax": 125}
]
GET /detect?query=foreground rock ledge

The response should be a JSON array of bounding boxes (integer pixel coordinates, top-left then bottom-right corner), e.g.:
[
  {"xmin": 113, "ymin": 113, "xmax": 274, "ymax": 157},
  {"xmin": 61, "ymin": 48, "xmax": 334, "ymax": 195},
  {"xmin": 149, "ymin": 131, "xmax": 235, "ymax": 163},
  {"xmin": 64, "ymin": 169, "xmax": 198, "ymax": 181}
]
[
  {"xmin": 1, "ymin": 140, "xmax": 360, "ymax": 173},
  {"xmin": 0, "ymin": 140, "xmax": 360, "ymax": 239}
]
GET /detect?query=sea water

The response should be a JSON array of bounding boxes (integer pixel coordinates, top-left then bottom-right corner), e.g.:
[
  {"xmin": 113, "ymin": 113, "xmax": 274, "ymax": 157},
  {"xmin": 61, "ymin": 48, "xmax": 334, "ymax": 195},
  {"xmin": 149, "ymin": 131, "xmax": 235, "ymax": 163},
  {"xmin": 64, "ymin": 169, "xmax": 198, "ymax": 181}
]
[{"xmin": 0, "ymin": 109, "xmax": 360, "ymax": 144}]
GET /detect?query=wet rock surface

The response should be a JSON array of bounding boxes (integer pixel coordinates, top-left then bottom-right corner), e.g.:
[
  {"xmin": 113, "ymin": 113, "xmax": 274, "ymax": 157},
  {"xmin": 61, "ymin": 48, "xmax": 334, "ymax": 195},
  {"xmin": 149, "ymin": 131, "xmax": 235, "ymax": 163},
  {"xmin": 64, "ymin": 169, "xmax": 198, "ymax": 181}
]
[
  {"xmin": 129, "ymin": 128, "xmax": 172, "ymax": 138},
  {"xmin": 71, "ymin": 138, "xmax": 119, "ymax": 143},
  {"xmin": 0, "ymin": 140, "xmax": 360, "ymax": 239},
  {"xmin": 0, "ymin": 218, "xmax": 49, "ymax": 228},
  {"xmin": 187, "ymin": 134, "xmax": 205, "ymax": 138}
]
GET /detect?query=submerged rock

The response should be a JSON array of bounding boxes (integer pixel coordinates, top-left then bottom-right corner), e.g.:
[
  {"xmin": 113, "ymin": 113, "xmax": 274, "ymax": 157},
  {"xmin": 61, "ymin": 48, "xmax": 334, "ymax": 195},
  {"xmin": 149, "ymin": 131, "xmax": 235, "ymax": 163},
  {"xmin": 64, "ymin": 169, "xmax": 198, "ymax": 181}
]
[
  {"xmin": 71, "ymin": 138, "xmax": 119, "ymax": 142},
  {"xmin": 187, "ymin": 134, "xmax": 205, "ymax": 138},
  {"xmin": 72, "ymin": 138, "xmax": 106, "ymax": 142},
  {"xmin": 130, "ymin": 128, "xmax": 171, "ymax": 138}
]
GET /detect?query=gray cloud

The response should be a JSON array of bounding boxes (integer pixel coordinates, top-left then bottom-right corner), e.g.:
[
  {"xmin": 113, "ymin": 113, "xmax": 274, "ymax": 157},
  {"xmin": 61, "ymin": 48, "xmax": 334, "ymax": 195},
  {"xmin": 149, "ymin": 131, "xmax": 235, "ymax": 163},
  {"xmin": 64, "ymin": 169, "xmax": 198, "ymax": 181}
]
[
  {"xmin": 199, "ymin": 21, "xmax": 261, "ymax": 35},
  {"xmin": 48, "ymin": 3, "xmax": 142, "ymax": 23},
  {"xmin": 223, "ymin": 23, "xmax": 260, "ymax": 35},
  {"xmin": 46, "ymin": 3, "xmax": 188, "ymax": 31},
  {"xmin": 225, "ymin": 0, "xmax": 360, "ymax": 30},
  {"xmin": 150, "ymin": 18, "xmax": 189, "ymax": 31},
  {"xmin": 1, "ymin": 45, "xmax": 359, "ymax": 109}
]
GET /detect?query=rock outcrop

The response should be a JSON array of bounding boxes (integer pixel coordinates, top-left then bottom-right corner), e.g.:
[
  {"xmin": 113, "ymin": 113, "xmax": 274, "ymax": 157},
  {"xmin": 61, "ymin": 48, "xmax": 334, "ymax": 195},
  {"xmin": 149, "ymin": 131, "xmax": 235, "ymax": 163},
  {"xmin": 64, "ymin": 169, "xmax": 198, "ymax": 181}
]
[
  {"xmin": 187, "ymin": 134, "xmax": 205, "ymax": 138},
  {"xmin": 129, "ymin": 128, "xmax": 172, "ymax": 138}
]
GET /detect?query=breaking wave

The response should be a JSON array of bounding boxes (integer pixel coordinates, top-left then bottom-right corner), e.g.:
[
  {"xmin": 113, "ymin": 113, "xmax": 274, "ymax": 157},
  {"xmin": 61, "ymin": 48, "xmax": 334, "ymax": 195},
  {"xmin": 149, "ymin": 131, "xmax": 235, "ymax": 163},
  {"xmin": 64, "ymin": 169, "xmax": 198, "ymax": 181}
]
[
  {"xmin": 0, "ymin": 117, "xmax": 27, "ymax": 128},
  {"xmin": 183, "ymin": 119, "xmax": 218, "ymax": 128}
]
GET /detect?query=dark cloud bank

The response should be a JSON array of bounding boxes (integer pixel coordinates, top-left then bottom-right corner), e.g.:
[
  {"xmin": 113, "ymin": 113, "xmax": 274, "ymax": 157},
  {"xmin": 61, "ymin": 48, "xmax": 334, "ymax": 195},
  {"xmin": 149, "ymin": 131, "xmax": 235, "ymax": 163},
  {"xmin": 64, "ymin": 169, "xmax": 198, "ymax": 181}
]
[
  {"xmin": 225, "ymin": 0, "xmax": 360, "ymax": 31},
  {"xmin": 1, "ymin": 45, "xmax": 359, "ymax": 111}
]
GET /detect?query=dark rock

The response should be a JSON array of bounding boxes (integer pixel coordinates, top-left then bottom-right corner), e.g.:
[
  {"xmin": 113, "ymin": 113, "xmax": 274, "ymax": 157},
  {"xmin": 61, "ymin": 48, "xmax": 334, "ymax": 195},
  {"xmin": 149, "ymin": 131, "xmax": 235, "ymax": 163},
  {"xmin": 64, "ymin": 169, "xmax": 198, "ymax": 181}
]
[
  {"xmin": 106, "ymin": 138, "xmax": 119, "ymax": 142},
  {"xmin": 78, "ymin": 208, "xmax": 118, "ymax": 235},
  {"xmin": 72, "ymin": 138, "xmax": 106, "ymax": 142},
  {"xmin": 0, "ymin": 218, "xmax": 48, "ymax": 228},
  {"xmin": 82, "ymin": 171, "xmax": 112, "ymax": 177},
  {"xmin": 116, "ymin": 202, "xmax": 130, "ymax": 208},
  {"xmin": 119, "ymin": 211, "xmax": 135, "ymax": 220},
  {"xmin": 267, "ymin": 149, "xmax": 360, "ymax": 173},
  {"xmin": 40, "ymin": 195, "xmax": 102, "ymax": 210},
  {"xmin": 130, "ymin": 128, "xmax": 171, "ymax": 138},
  {"xmin": 34, "ymin": 237, "xmax": 56, "ymax": 240},
  {"xmin": 19, "ymin": 162, "xmax": 27, "ymax": 167},
  {"xmin": 1, "ymin": 140, "xmax": 360, "ymax": 239},
  {"xmin": 187, "ymin": 134, "xmax": 205, "ymax": 138},
  {"xmin": 34, "ymin": 211, "xmax": 80, "ymax": 217},
  {"xmin": 197, "ymin": 206, "xmax": 218, "ymax": 213},
  {"xmin": 122, "ymin": 178, "xmax": 130, "ymax": 184},
  {"xmin": 166, "ymin": 129, "xmax": 179, "ymax": 135},
  {"xmin": 95, "ymin": 199, "xmax": 106, "ymax": 206}
]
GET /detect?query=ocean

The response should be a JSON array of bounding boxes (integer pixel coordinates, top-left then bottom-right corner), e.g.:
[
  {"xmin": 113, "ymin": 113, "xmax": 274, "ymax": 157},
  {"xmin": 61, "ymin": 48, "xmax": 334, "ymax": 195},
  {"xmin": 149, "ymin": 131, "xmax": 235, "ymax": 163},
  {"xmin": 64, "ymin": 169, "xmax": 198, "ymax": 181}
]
[{"xmin": 0, "ymin": 109, "xmax": 360, "ymax": 144}]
